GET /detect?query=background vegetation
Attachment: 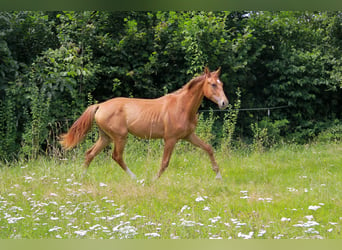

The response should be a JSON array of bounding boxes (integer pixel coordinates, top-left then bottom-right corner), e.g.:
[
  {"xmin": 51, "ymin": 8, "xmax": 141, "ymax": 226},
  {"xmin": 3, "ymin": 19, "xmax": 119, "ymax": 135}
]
[{"xmin": 1, "ymin": 11, "xmax": 342, "ymax": 159}]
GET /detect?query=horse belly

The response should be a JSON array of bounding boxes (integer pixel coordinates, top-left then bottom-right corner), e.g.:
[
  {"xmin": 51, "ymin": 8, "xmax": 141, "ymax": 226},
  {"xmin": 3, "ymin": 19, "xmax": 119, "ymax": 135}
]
[{"xmin": 128, "ymin": 121, "xmax": 164, "ymax": 139}]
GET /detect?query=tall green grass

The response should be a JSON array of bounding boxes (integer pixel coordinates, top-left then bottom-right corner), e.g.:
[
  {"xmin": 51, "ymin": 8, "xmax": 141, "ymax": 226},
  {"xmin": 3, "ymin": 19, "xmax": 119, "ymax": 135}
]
[{"xmin": 0, "ymin": 139, "xmax": 341, "ymax": 239}]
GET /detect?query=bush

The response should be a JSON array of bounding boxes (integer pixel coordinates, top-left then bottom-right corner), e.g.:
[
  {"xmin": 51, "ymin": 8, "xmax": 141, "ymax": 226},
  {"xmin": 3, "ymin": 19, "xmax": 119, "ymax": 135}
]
[{"xmin": 316, "ymin": 120, "xmax": 342, "ymax": 143}]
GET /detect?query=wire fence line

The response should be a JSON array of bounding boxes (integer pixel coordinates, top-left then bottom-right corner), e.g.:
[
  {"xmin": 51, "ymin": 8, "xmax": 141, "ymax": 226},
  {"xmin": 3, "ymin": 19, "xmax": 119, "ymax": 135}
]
[{"xmin": 199, "ymin": 105, "xmax": 289, "ymax": 116}]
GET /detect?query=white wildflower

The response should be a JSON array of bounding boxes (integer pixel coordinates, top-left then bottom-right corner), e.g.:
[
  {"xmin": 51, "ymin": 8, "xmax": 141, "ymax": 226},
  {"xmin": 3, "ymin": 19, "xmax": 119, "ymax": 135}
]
[
  {"xmin": 74, "ymin": 230, "xmax": 87, "ymax": 236},
  {"xmin": 89, "ymin": 224, "xmax": 101, "ymax": 230},
  {"xmin": 274, "ymin": 234, "xmax": 284, "ymax": 239},
  {"xmin": 203, "ymin": 206, "xmax": 211, "ymax": 211},
  {"xmin": 50, "ymin": 216, "xmax": 59, "ymax": 221},
  {"xmin": 180, "ymin": 220, "xmax": 196, "ymax": 227},
  {"xmin": 236, "ymin": 222, "xmax": 247, "ymax": 226},
  {"xmin": 281, "ymin": 217, "xmax": 291, "ymax": 222},
  {"xmin": 180, "ymin": 205, "xmax": 190, "ymax": 213},
  {"xmin": 170, "ymin": 234, "xmax": 180, "ymax": 239},
  {"xmin": 7, "ymin": 216, "xmax": 25, "ymax": 224},
  {"xmin": 304, "ymin": 228, "xmax": 319, "ymax": 234},
  {"xmin": 308, "ymin": 205, "xmax": 321, "ymax": 211},
  {"xmin": 257, "ymin": 229, "xmax": 266, "ymax": 237},
  {"xmin": 145, "ymin": 232, "xmax": 160, "ymax": 238},
  {"xmin": 305, "ymin": 215, "xmax": 314, "ymax": 221},
  {"xmin": 195, "ymin": 196, "xmax": 205, "ymax": 202},
  {"xmin": 137, "ymin": 179, "xmax": 145, "ymax": 185},
  {"xmin": 130, "ymin": 215, "xmax": 145, "ymax": 220},
  {"xmin": 209, "ymin": 235, "xmax": 223, "ymax": 239},
  {"xmin": 106, "ymin": 212, "xmax": 125, "ymax": 220},
  {"xmin": 49, "ymin": 226, "xmax": 62, "ymax": 232},
  {"xmin": 238, "ymin": 231, "xmax": 254, "ymax": 239},
  {"xmin": 293, "ymin": 221, "xmax": 319, "ymax": 227},
  {"xmin": 99, "ymin": 182, "xmax": 107, "ymax": 187},
  {"xmin": 240, "ymin": 196, "xmax": 249, "ymax": 199},
  {"xmin": 265, "ymin": 198, "xmax": 273, "ymax": 203},
  {"xmin": 327, "ymin": 228, "xmax": 334, "ymax": 233},
  {"xmin": 209, "ymin": 216, "xmax": 221, "ymax": 224}
]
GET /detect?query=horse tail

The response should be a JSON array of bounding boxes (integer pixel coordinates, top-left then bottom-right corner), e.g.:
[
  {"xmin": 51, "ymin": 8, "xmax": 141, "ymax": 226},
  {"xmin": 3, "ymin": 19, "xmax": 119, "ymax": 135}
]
[{"xmin": 60, "ymin": 104, "xmax": 99, "ymax": 150}]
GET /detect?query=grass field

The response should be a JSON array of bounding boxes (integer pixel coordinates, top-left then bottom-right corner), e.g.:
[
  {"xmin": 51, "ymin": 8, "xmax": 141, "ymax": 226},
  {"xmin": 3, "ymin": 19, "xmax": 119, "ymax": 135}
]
[{"xmin": 0, "ymin": 140, "xmax": 341, "ymax": 239}]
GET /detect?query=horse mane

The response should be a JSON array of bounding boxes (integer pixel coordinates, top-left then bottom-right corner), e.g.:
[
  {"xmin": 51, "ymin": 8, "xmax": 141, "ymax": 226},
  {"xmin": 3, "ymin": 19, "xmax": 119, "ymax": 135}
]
[{"xmin": 171, "ymin": 74, "xmax": 206, "ymax": 95}]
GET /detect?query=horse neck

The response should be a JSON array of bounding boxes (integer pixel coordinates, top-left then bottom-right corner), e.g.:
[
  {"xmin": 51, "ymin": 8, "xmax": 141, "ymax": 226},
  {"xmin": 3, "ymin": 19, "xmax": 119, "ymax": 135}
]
[{"xmin": 182, "ymin": 79, "xmax": 205, "ymax": 118}]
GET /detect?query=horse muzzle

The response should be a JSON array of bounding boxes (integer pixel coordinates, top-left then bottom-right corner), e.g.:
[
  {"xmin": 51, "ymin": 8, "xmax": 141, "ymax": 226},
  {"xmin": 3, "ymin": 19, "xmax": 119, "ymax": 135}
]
[{"xmin": 218, "ymin": 98, "xmax": 229, "ymax": 110}]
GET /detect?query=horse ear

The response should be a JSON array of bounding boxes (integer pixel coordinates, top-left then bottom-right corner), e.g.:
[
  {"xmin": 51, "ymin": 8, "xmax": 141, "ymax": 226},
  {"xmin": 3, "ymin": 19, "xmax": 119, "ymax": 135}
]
[
  {"xmin": 204, "ymin": 66, "xmax": 210, "ymax": 77},
  {"xmin": 214, "ymin": 67, "xmax": 221, "ymax": 76}
]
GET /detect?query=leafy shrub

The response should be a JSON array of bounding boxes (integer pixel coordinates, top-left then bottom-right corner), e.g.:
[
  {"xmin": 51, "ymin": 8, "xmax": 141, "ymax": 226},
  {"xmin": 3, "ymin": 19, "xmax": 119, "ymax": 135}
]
[{"xmin": 316, "ymin": 120, "xmax": 342, "ymax": 143}]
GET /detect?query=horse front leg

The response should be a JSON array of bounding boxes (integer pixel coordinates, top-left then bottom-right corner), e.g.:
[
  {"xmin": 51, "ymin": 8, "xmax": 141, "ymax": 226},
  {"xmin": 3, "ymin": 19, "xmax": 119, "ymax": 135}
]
[
  {"xmin": 185, "ymin": 133, "xmax": 222, "ymax": 180},
  {"xmin": 155, "ymin": 138, "xmax": 178, "ymax": 180}
]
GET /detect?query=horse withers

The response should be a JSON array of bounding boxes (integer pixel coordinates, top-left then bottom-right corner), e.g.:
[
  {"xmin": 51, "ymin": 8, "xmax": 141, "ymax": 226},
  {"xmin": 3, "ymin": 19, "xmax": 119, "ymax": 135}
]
[{"xmin": 60, "ymin": 67, "xmax": 229, "ymax": 180}]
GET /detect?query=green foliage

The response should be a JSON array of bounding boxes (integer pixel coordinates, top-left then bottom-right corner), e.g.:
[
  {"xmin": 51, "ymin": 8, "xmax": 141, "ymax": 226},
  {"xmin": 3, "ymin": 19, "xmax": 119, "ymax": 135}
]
[
  {"xmin": 195, "ymin": 109, "xmax": 218, "ymax": 145},
  {"xmin": 315, "ymin": 120, "xmax": 342, "ymax": 143},
  {"xmin": 21, "ymin": 85, "xmax": 51, "ymax": 159},
  {"xmin": 221, "ymin": 88, "xmax": 241, "ymax": 153}
]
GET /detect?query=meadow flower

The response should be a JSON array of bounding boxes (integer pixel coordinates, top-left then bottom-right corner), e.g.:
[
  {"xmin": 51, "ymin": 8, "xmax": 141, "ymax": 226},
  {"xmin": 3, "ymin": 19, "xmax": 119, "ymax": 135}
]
[
  {"xmin": 137, "ymin": 179, "xmax": 145, "ymax": 185},
  {"xmin": 195, "ymin": 196, "xmax": 206, "ymax": 202},
  {"xmin": 281, "ymin": 217, "xmax": 291, "ymax": 222},
  {"xmin": 74, "ymin": 230, "xmax": 88, "ymax": 236},
  {"xmin": 238, "ymin": 231, "xmax": 254, "ymax": 239},
  {"xmin": 170, "ymin": 233, "xmax": 180, "ymax": 239},
  {"xmin": 49, "ymin": 226, "xmax": 62, "ymax": 232},
  {"xmin": 203, "ymin": 206, "xmax": 211, "ymax": 211},
  {"xmin": 209, "ymin": 216, "xmax": 221, "ymax": 223},
  {"xmin": 106, "ymin": 212, "xmax": 125, "ymax": 221},
  {"xmin": 209, "ymin": 235, "xmax": 223, "ymax": 239},
  {"xmin": 145, "ymin": 232, "xmax": 160, "ymax": 238},
  {"xmin": 99, "ymin": 182, "xmax": 107, "ymax": 187},
  {"xmin": 274, "ymin": 234, "xmax": 284, "ymax": 239},
  {"xmin": 7, "ymin": 216, "xmax": 25, "ymax": 224},
  {"xmin": 180, "ymin": 219, "xmax": 197, "ymax": 227},
  {"xmin": 130, "ymin": 215, "xmax": 145, "ymax": 220},
  {"xmin": 308, "ymin": 205, "xmax": 321, "ymax": 211},
  {"xmin": 293, "ymin": 221, "xmax": 319, "ymax": 227},
  {"xmin": 257, "ymin": 229, "xmax": 266, "ymax": 237},
  {"xmin": 180, "ymin": 205, "xmax": 190, "ymax": 213},
  {"xmin": 305, "ymin": 215, "xmax": 314, "ymax": 221},
  {"xmin": 304, "ymin": 228, "xmax": 319, "ymax": 234}
]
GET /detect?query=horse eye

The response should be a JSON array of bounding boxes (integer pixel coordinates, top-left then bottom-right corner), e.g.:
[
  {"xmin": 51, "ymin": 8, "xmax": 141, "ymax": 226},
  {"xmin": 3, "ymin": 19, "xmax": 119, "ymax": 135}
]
[{"xmin": 211, "ymin": 83, "xmax": 217, "ymax": 89}]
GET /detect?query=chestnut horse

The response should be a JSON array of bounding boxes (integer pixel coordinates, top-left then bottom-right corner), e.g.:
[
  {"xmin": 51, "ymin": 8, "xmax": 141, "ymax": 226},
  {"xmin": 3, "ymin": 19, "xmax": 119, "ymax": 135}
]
[{"xmin": 60, "ymin": 67, "xmax": 228, "ymax": 180}]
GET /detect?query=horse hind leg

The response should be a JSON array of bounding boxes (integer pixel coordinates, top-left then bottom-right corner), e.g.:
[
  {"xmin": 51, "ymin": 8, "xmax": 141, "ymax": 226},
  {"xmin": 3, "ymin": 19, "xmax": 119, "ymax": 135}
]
[
  {"xmin": 112, "ymin": 136, "xmax": 136, "ymax": 179},
  {"xmin": 83, "ymin": 130, "xmax": 110, "ymax": 177}
]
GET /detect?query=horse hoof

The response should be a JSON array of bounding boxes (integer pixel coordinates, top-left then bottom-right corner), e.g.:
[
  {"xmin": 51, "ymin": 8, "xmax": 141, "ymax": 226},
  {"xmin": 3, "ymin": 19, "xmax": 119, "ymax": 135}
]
[{"xmin": 215, "ymin": 173, "xmax": 222, "ymax": 180}]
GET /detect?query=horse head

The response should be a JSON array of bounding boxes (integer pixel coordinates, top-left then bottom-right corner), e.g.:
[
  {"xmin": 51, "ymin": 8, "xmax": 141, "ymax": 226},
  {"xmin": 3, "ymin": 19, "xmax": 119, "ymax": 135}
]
[{"xmin": 203, "ymin": 67, "xmax": 229, "ymax": 110}]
